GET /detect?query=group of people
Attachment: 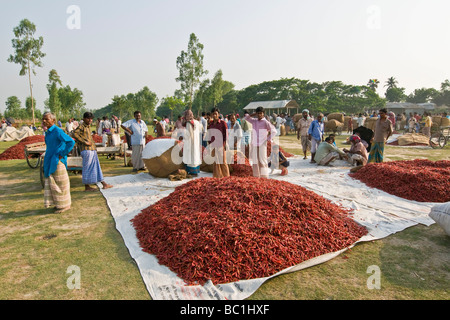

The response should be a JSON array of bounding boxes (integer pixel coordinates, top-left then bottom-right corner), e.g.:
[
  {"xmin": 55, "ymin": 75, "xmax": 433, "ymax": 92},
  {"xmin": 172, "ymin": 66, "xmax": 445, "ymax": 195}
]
[
  {"xmin": 42, "ymin": 112, "xmax": 113, "ymax": 214},
  {"xmin": 296, "ymin": 108, "xmax": 394, "ymax": 166},
  {"xmin": 39, "ymin": 105, "xmax": 399, "ymax": 215}
]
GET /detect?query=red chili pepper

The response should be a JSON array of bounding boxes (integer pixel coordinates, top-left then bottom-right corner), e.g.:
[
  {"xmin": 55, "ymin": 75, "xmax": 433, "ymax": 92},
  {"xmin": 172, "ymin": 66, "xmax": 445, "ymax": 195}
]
[
  {"xmin": 350, "ymin": 160, "xmax": 450, "ymax": 203},
  {"xmin": 132, "ymin": 176, "xmax": 368, "ymax": 285}
]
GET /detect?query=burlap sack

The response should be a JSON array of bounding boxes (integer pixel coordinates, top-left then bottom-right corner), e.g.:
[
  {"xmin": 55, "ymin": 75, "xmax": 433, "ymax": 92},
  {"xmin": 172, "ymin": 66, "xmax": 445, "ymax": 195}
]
[
  {"xmin": 397, "ymin": 133, "xmax": 430, "ymax": 146},
  {"xmin": 432, "ymin": 116, "xmax": 442, "ymax": 128},
  {"xmin": 325, "ymin": 119, "xmax": 343, "ymax": 131},
  {"xmin": 364, "ymin": 118, "xmax": 378, "ymax": 131},
  {"xmin": 441, "ymin": 117, "xmax": 450, "ymax": 127},
  {"xmin": 292, "ymin": 113, "xmax": 303, "ymax": 124},
  {"xmin": 143, "ymin": 140, "xmax": 184, "ymax": 178},
  {"xmin": 280, "ymin": 125, "xmax": 286, "ymax": 136},
  {"xmin": 327, "ymin": 113, "xmax": 344, "ymax": 123}
]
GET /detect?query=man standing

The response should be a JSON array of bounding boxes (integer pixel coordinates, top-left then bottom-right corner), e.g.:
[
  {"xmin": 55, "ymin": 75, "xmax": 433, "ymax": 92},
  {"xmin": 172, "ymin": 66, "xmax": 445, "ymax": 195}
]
[
  {"xmin": 308, "ymin": 113, "xmax": 325, "ymax": 163},
  {"xmin": 297, "ymin": 109, "xmax": 312, "ymax": 160},
  {"xmin": 368, "ymin": 108, "xmax": 393, "ymax": 163},
  {"xmin": 42, "ymin": 112, "xmax": 75, "ymax": 214},
  {"xmin": 65, "ymin": 118, "xmax": 74, "ymax": 134},
  {"xmin": 121, "ymin": 111, "xmax": 148, "ymax": 172},
  {"xmin": 182, "ymin": 110, "xmax": 202, "ymax": 176},
  {"xmin": 228, "ymin": 113, "xmax": 243, "ymax": 151},
  {"xmin": 244, "ymin": 106, "xmax": 277, "ymax": 178},
  {"xmin": 423, "ymin": 112, "xmax": 432, "ymax": 137},
  {"xmin": 73, "ymin": 112, "xmax": 113, "ymax": 192}
]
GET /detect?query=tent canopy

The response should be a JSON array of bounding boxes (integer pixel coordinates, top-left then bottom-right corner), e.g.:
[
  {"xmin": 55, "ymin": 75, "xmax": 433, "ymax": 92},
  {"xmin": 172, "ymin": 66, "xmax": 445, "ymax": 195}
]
[{"xmin": 243, "ymin": 100, "xmax": 300, "ymax": 114}]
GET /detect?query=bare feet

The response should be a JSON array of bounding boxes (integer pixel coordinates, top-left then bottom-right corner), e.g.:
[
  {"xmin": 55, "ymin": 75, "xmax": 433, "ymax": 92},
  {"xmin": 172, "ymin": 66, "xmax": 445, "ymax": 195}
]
[
  {"xmin": 55, "ymin": 206, "xmax": 70, "ymax": 214},
  {"xmin": 85, "ymin": 186, "xmax": 97, "ymax": 192},
  {"xmin": 102, "ymin": 182, "xmax": 113, "ymax": 190}
]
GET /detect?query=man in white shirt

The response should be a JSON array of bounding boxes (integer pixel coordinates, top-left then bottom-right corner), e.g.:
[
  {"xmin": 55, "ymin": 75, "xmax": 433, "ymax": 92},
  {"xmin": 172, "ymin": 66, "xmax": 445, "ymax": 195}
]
[
  {"xmin": 121, "ymin": 111, "xmax": 148, "ymax": 172},
  {"xmin": 65, "ymin": 118, "xmax": 74, "ymax": 134},
  {"xmin": 275, "ymin": 113, "xmax": 286, "ymax": 136}
]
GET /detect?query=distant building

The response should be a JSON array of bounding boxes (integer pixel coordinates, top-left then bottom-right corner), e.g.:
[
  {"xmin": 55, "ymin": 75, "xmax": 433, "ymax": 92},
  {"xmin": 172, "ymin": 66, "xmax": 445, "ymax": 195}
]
[{"xmin": 386, "ymin": 102, "xmax": 436, "ymax": 115}]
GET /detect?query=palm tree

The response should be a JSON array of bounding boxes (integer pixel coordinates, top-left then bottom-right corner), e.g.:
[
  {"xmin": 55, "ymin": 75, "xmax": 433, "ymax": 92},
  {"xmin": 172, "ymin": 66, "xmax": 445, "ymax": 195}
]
[
  {"xmin": 384, "ymin": 77, "xmax": 398, "ymax": 90},
  {"xmin": 367, "ymin": 79, "xmax": 380, "ymax": 91}
]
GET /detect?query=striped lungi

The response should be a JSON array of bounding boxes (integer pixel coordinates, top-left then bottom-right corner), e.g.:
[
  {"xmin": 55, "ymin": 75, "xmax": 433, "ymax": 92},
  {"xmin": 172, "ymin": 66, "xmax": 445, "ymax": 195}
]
[
  {"xmin": 44, "ymin": 161, "xmax": 71, "ymax": 210},
  {"xmin": 368, "ymin": 141, "xmax": 385, "ymax": 163},
  {"xmin": 81, "ymin": 150, "xmax": 104, "ymax": 185}
]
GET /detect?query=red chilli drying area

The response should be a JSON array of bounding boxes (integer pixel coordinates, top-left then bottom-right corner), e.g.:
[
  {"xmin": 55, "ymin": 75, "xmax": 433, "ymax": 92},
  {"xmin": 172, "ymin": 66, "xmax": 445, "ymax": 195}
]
[
  {"xmin": 350, "ymin": 159, "xmax": 450, "ymax": 203},
  {"xmin": 132, "ymin": 176, "xmax": 368, "ymax": 286},
  {"xmin": 0, "ymin": 135, "xmax": 45, "ymax": 161}
]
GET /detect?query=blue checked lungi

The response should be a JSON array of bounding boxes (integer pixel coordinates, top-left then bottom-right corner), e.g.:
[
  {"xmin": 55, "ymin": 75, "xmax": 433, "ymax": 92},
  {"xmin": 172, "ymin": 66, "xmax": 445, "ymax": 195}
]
[{"xmin": 81, "ymin": 150, "xmax": 104, "ymax": 185}]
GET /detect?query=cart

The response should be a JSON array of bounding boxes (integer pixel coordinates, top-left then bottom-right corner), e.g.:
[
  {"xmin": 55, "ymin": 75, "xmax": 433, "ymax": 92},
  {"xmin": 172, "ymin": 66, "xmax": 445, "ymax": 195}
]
[
  {"xmin": 24, "ymin": 142, "xmax": 46, "ymax": 169},
  {"xmin": 430, "ymin": 126, "xmax": 450, "ymax": 149}
]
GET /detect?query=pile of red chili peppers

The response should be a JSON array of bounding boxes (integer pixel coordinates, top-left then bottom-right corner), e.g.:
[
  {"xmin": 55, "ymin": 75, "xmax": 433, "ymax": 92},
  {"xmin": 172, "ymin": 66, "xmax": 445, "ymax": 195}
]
[
  {"xmin": 350, "ymin": 159, "xmax": 450, "ymax": 202},
  {"xmin": 0, "ymin": 135, "xmax": 45, "ymax": 161},
  {"xmin": 132, "ymin": 176, "xmax": 368, "ymax": 285}
]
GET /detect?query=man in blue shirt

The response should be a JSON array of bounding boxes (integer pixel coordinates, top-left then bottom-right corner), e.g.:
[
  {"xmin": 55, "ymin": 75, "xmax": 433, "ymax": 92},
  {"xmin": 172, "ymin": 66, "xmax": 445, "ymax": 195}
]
[
  {"xmin": 308, "ymin": 113, "xmax": 325, "ymax": 163},
  {"xmin": 121, "ymin": 111, "xmax": 148, "ymax": 172},
  {"xmin": 42, "ymin": 112, "xmax": 75, "ymax": 214}
]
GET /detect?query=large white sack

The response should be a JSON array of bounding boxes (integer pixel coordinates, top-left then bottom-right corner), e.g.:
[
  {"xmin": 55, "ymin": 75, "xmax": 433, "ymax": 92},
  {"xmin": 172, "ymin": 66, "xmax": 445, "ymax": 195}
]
[{"xmin": 429, "ymin": 202, "xmax": 450, "ymax": 236}]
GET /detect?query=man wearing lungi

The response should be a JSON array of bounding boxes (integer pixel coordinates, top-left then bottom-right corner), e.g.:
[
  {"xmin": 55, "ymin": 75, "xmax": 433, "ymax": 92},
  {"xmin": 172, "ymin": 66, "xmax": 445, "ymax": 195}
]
[
  {"xmin": 73, "ymin": 112, "xmax": 113, "ymax": 192},
  {"xmin": 368, "ymin": 108, "xmax": 393, "ymax": 163},
  {"xmin": 42, "ymin": 112, "xmax": 75, "ymax": 214},
  {"xmin": 121, "ymin": 111, "xmax": 148, "ymax": 172},
  {"xmin": 244, "ymin": 107, "xmax": 277, "ymax": 179},
  {"xmin": 296, "ymin": 109, "xmax": 312, "ymax": 160}
]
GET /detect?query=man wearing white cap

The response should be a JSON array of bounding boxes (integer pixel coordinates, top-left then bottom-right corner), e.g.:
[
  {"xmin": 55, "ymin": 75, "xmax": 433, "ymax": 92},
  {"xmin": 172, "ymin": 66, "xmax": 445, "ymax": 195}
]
[{"xmin": 297, "ymin": 109, "xmax": 312, "ymax": 160}]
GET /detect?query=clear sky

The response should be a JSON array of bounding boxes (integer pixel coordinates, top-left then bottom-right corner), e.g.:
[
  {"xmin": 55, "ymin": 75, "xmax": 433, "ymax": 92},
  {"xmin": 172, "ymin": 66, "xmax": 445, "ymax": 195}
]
[{"xmin": 1, "ymin": 0, "xmax": 450, "ymax": 114}]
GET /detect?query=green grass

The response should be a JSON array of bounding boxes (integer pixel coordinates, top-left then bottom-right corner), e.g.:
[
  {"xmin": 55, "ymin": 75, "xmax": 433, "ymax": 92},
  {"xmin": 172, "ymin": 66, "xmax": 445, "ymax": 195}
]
[{"xmin": 0, "ymin": 134, "xmax": 449, "ymax": 300}]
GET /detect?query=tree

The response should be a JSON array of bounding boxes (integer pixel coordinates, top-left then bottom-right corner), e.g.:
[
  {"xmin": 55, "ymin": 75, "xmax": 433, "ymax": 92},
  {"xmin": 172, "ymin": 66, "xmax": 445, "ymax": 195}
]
[
  {"xmin": 44, "ymin": 69, "xmax": 63, "ymax": 120},
  {"xmin": 367, "ymin": 79, "xmax": 380, "ymax": 91},
  {"xmin": 406, "ymin": 88, "xmax": 439, "ymax": 104},
  {"xmin": 7, "ymin": 19, "xmax": 46, "ymax": 126},
  {"xmin": 385, "ymin": 87, "xmax": 407, "ymax": 102},
  {"xmin": 384, "ymin": 77, "xmax": 398, "ymax": 90},
  {"xmin": 176, "ymin": 33, "xmax": 208, "ymax": 109},
  {"xmin": 4, "ymin": 96, "xmax": 24, "ymax": 119},
  {"xmin": 58, "ymin": 85, "xmax": 86, "ymax": 120}
]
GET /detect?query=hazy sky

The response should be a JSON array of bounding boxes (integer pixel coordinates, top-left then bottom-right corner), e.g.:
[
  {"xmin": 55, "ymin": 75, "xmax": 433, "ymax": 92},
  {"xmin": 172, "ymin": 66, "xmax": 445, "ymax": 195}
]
[{"xmin": 1, "ymin": 0, "xmax": 450, "ymax": 114}]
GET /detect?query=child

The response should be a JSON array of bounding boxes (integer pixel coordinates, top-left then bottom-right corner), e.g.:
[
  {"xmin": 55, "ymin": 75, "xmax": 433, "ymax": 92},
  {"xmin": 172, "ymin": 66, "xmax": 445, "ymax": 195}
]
[{"xmin": 268, "ymin": 143, "xmax": 290, "ymax": 176}]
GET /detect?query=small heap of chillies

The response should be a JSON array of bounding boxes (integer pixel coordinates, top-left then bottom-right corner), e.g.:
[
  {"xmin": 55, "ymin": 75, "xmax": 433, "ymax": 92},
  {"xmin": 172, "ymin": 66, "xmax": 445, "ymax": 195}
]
[
  {"xmin": 132, "ymin": 176, "xmax": 368, "ymax": 285},
  {"xmin": 229, "ymin": 151, "xmax": 253, "ymax": 177},
  {"xmin": 0, "ymin": 135, "xmax": 45, "ymax": 161},
  {"xmin": 350, "ymin": 159, "xmax": 450, "ymax": 203}
]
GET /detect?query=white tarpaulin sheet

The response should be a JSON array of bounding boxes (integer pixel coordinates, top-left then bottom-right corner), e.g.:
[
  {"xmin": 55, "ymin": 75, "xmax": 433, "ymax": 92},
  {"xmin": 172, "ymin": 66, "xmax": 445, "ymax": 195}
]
[
  {"xmin": 99, "ymin": 157, "xmax": 436, "ymax": 300},
  {"xmin": 0, "ymin": 126, "xmax": 35, "ymax": 142}
]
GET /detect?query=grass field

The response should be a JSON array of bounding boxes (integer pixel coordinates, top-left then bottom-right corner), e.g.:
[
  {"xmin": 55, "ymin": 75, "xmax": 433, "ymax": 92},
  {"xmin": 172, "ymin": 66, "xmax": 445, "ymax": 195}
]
[{"xmin": 0, "ymin": 132, "xmax": 449, "ymax": 300}]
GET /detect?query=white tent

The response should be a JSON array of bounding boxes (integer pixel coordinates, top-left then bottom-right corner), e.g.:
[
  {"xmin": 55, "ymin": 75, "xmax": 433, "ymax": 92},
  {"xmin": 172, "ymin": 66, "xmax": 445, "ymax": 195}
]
[{"xmin": 243, "ymin": 100, "xmax": 300, "ymax": 115}]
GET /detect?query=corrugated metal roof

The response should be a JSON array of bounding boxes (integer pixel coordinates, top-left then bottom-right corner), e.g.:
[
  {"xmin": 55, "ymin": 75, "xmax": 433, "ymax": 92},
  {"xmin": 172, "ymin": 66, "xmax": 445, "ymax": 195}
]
[{"xmin": 243, "ymin": 100, "xmax": 299, "ymax": 110}]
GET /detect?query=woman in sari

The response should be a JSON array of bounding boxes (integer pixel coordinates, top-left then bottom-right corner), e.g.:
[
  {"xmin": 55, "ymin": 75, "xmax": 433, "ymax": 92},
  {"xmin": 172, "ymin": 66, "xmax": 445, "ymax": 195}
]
[{"xmin": 207, "ymin": 108, "xmax": 230, "ymax": 178}]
